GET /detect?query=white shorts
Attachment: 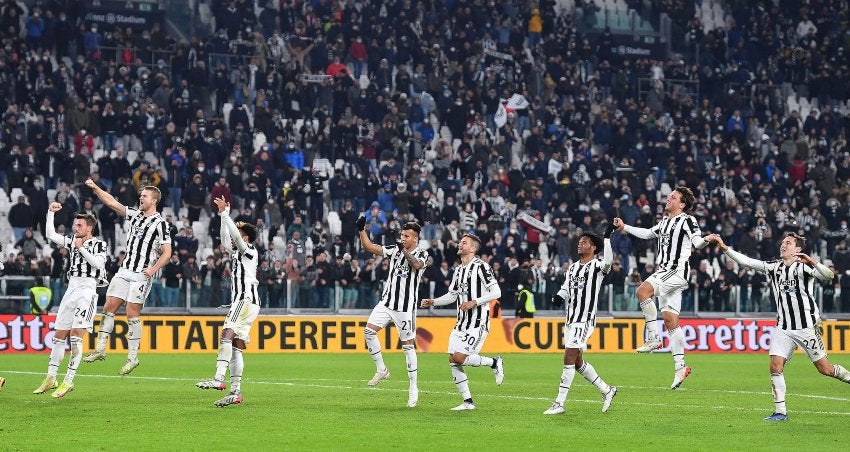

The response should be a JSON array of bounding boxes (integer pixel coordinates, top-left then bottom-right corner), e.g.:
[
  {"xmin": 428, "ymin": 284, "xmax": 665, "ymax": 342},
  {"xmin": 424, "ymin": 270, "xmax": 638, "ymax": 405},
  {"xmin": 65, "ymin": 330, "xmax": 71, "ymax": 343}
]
[
  {"xmin": 106, "ymin": 268, "xmax": 152, "ymax": 305},
  {"xmin": 645, "ymin": 271, "xmax": 688, "ymax": 314},
  {"xmin": 448, "ymin": 326, "xmax": 490, "ymax": 355},
  {"xmin": 563, "ymin": 320, "xmax": 596, "ymax": 350},
  {"xmin": 769, "ymin": 327, "xmax": 827, "ymax": 363},
  {"xmin": 55, "ymin": 277, "xmax": 98, "ymax": 332},
  {"xmin": 366, "ymin": 304, "xmax": 416, "ymax": 341},
  {"xmin": 223, "ymin": 299, "xmax": 261, "ymax": 343}
]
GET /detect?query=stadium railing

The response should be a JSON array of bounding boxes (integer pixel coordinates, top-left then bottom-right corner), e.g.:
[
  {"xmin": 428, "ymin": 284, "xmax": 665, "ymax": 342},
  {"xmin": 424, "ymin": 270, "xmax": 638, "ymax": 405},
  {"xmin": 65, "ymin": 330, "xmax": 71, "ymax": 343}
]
[
  {"xmin": 3, "ymin": 279, "xmax": 845, "ymax": 319},
  {"xmin": 0, "ymin": 276, "xmax": 47, "ymax": 314}
]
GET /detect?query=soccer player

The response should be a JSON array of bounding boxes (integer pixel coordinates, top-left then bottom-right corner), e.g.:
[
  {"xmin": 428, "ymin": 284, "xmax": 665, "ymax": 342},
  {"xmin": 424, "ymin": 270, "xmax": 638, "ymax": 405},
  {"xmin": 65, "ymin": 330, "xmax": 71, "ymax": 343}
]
[
  {"xmin": 544, "ymin": 229, "xmax": 617, "ymax": 414},
  {"xmin": 83, "ymin": 178, "xmax": 172, "ymax": 375},
  {"xmin": 706, "ymin": 232, "xmax": 850, "ymax": 421},
  {"xmin": 420, "ymin": 233, "xmax": 504, "ymax": 411},
  {"xmin": 196, "ymin": 196, "xmax": 261, "ymax": 407},
  {"xmin": 613, "ymin": 186, "xmax": 708, "ymax": 389},
  {"xmin": 356, "ymin": 216, "xmax": 429, "ymax": 408},
  {"xmin": 33, "ymin": 203, "xmax": 108, "ymax": 398}
]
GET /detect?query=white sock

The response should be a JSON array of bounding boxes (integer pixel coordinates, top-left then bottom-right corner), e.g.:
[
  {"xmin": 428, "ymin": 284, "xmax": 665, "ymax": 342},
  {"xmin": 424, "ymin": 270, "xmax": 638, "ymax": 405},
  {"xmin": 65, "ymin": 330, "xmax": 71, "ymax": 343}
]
[
  {"xmin": 639, "ymin": 299, "xmax": 659, "ymax": 340},
  {"xmin": 214, "ymin": 338, "xmax": 233, "ymax": 381},
  {"xmin": 47, "ymin": 337, "xmax": 65, "ymax": 378},
  {"xmin": 230, "ymin": 348, "xmax": 244, "ymax": 393},
  {"xmin": 669, "ymin": 327, "xmax": 686, "ymax": 369},
  {"xmin": 578, "ymin": 361, "xmax": 611, "ymax": 394},
  {"xmin": 450, "ymin": 363, "xmax": 472, "ymax": 401},
  {"xmin": 463, "ymin": 355, "xmax": 495, "ymax": 368},
  {"xmin": 127, "ymin": 317, "xmax": 141, "ymax": 361},
  {"xmin": 364, "ymin": 327, "xmax": 386, "ymax": 372},
  {"xmin": 833, "ymin": 364, "xmax": 850, "ymax": 383},
  {"xmin": 65, "ymin": 336, "xmax": 83, "ymax": 384},
  {"xmin": 402, "ymin": 344, "xmax": 418, "ymax": 390},
  {"xmin": 770, "ymin": 372, "xmax": 787, "ymax": 415},
  {"xmin": 95, "ymin": 313, "xmax": 115, "ymax": 351},
  {"xmin": 555, "ymin": 364, "xmax": 576, "ymax": 404}
]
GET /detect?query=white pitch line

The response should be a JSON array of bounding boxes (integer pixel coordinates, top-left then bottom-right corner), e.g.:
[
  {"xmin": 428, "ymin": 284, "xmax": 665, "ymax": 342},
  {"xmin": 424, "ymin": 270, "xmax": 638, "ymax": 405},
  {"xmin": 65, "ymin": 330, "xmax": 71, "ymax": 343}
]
[{"xmin": 3, "ymin": 370, "xmax": 850, "ymax": 416}]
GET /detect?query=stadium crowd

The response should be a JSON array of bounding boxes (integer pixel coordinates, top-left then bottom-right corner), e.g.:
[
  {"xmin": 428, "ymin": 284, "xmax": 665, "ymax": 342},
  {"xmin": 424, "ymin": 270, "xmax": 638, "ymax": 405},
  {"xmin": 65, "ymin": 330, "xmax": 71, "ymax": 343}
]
[{"xmin": 1, "ymin": 0, "xmax": 850, "ymax": 313}]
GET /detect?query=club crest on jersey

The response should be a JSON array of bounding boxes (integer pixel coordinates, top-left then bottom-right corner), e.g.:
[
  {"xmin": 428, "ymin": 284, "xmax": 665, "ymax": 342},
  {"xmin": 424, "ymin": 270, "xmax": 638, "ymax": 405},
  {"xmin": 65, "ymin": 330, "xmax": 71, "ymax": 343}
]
[
  {"xmin": 659, "ymin": 233, "xmax": 671, "ymax": 246},
  {"xmin": 458, "ymin": 281, "xmax": 470, "ymax": 298}
]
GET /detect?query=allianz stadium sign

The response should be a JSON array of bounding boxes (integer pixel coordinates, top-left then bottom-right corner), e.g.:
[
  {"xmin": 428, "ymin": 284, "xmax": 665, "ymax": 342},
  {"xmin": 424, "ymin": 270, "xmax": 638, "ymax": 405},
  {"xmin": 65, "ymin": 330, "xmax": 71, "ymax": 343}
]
[{"xmin": 85, "ymin": 8, "xmax": 164, "ymax": 30}]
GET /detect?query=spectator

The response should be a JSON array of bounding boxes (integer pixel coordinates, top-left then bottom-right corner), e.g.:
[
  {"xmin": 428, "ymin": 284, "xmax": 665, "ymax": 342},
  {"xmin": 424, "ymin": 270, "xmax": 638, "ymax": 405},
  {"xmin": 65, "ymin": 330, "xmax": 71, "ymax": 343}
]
[{"xmin": 8, "ymin": 196, "xmax": 35, "ymax": 241}]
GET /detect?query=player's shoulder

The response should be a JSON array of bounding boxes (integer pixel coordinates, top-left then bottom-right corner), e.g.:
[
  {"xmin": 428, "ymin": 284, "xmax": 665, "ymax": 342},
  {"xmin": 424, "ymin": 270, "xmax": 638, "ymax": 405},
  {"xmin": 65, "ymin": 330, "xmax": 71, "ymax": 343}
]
[
  {"xmin": 414, "ymin": 246, "xmax": 429, "ymax": 256},
  {"xmin": 472, "ymin": 256, "xmax": 490, "ymax": 267},
  {"xmin": 765, "ymin": 259, "xmax": 782, "ymax": 268}
]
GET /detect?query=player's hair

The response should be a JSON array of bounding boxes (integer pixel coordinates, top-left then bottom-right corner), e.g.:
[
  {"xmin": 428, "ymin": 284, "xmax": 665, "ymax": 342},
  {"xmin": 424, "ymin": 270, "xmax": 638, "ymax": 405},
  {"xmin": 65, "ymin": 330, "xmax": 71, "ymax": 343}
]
[
  {"xmin": 143, "ymin": 185, "xmax": 162, "ymax": 203},
  {"xmin": 579, "ymin": 232, "xmax": 603, "ymax": 253},
  {"xmin": 675, "ymin": 186, "xmax": 696, "ymax": 212},
  {"xmin": 235, "ymin": 221, "xmax": 258, "ymax": 243},
  {"xmin": 401, "ymin": 221, "xmax": 421, "ymax": 235},
  {"xmin": 784, "ymin": 231, "xmax": 806, "ymax": 249},
  {"xmin": 75, "ymin": 213, "xmax": 97, "ymax": 228}
]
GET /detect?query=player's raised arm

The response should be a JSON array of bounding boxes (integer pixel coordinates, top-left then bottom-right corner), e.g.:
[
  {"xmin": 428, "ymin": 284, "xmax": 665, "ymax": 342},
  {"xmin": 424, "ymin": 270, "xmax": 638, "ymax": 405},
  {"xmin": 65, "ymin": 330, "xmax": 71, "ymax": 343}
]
[
  {"xmin": 707, "ymin": 234, "xmax": 769, "ymax": 273},
  {"xmin": 614, "ymin": 216, "xmax": 656, "ymax": 240},
  {"xmin": 795, "ymin": 253, "xmax": 835, "ymax": 281},
  {"xmin": 86, "ymin": 178, "xmax": 126, "ymax": 217},
  {"xmin": 45, "ymin": 202, "xmax": 69, "ymax": 247},
  {"xmin": 601, "ymin": 223, "xmax": 615, "ymax": 272},
  {"xmin": 215, "ymin": 196, "xmax": 247, "ymax": 253},
  {"xmin": 357, "ymin": 215, "xmax": 383, "ymax": 255}
]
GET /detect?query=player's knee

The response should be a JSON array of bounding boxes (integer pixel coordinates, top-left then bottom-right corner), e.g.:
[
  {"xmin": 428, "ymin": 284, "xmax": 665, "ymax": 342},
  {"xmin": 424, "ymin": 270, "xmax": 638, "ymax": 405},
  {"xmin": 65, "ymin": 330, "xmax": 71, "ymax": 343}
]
[
  {"xmin": 364, "ymin": 327, "xmax": 377, "ymax": 338},
  {"xmin": 769, "ymin": 362, "xmax": 783, "ymax": 374},
  {"xmin": 221, "ymin": 328, "xmax": 235, "ymax": 340},
  {"xmin": 449, "ymin": 353, "xmax": 464, "ymax": 364},
  {"xmin": 636, "ymin": 284, "xmax": 653, "ymax": 301}
]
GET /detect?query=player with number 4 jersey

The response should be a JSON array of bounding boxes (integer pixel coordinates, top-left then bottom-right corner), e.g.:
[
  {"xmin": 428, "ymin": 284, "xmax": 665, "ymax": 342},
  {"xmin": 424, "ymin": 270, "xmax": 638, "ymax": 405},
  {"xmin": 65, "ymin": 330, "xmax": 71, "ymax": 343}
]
[
  {"xmin": 33, "ymin": 203, "xmax": 108, "ymax": 398},
  {"xmin": 706, "ymin": 231, "xmax": 850, "ymax": 421},
  {"xmin": 421, "ymin": 233, "xmax": 503, "ymax": 411},
  {"xmin": 544, "ymin": 228, "xmax": 617, "ymax": 415}
]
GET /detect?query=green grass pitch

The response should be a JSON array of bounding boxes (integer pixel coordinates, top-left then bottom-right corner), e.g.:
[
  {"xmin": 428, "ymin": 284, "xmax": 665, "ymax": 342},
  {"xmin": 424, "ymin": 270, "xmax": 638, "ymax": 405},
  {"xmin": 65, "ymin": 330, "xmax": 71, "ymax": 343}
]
[{"xmin": 2, "ymin": 353, "xmax": 849, "ymax": 450}]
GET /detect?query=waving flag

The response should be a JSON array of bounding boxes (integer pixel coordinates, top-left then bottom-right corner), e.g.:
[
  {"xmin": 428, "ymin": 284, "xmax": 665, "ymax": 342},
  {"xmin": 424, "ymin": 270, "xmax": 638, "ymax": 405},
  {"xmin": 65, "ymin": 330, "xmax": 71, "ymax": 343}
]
[
  {"xmin": 494, "ymin": 102, "xmax": 508, "ymax": 128},
  {"xmin": 506, "ymin": 93, "xmax": 529, "ymax": 110}
]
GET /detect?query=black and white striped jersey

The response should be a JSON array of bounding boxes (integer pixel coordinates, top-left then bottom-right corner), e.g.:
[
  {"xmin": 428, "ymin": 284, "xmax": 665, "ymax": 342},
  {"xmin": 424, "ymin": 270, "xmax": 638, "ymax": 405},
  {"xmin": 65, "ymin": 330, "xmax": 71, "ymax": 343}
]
[
  {"xmin": 122, "ymin": 206, "xmax": 170, "ymax": 273},
  {"xmin": 380, "ymin": 245, "xmax": 429, "ymax": 313},
  {"xmin": 229, "ymin": 242, "xmax": 260, "ymax": 305},
  {"xmin": 444, "ymin": 257, "xmax": 499, "ymax": 331},
  {"xmin": 648, "ymin": 213, "xmax": 703, "ymax": 278},
  {"xmin": 754, "ymin": 260, "xmax": 822, "ymax": 330},
  {"xmin": 54, "ymin": 235, "xmax": 108, "ymax": 281},
  {"xmin": 557, "ymin": 255, "xmax": 611, "ymax": 324}
]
